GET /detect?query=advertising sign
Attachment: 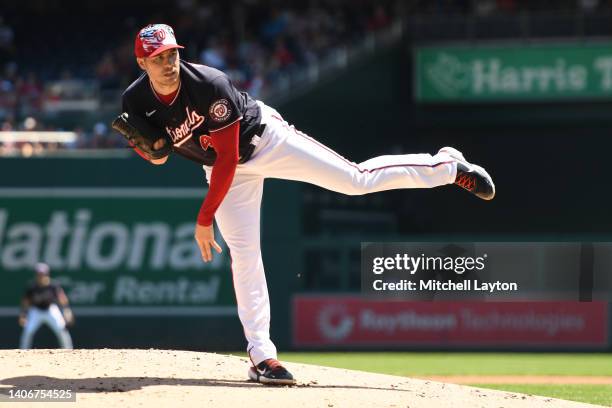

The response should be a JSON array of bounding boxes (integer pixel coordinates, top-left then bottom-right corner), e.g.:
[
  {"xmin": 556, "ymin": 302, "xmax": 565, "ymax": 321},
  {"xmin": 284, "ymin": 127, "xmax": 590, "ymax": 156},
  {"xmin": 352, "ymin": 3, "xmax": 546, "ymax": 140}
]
[
  {"xmin": 293, "ymin": 295, "xmax": 608, "ymax": 348},
  {"xmin": 416, "ymin": 43, "xmax": 612, "ymax": 102},
  {"xmin": 0, "ymin": 188, "xmax": 236, "ymax": 316}
]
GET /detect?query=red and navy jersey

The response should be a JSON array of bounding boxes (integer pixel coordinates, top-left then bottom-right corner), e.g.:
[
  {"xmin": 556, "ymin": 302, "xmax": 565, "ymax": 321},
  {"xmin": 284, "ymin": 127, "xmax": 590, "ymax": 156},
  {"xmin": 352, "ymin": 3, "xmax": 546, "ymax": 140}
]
[{"xmin": 121, "ymin": 60, "xmax": 262, "ymax": 165}]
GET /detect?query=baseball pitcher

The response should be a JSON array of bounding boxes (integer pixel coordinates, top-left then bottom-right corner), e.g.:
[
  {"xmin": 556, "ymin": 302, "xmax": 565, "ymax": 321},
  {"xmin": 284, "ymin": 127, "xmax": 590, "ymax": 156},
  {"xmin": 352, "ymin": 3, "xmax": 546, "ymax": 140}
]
[{"xmin": 113, "ymin": 24, "xmax": 495, "ymax": 385}]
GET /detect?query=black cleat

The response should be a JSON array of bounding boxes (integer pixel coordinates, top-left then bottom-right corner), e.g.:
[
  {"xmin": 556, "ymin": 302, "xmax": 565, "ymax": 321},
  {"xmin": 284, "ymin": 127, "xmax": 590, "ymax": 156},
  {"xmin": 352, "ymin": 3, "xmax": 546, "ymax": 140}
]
[
  {"xmin": 439, "ymin": 147, "xmax": 495, "ymax": 200},
  {"xmin": 248, "ymin": 358, "xmax": 296, "ymax": 386}
]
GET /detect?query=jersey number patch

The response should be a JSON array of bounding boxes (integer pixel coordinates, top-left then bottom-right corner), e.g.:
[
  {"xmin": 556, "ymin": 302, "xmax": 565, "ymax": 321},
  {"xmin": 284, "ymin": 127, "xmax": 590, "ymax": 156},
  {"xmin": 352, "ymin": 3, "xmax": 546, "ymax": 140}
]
[{"xmin": 199, "ymin": 135, "xmax": 213, "ymax": 150}]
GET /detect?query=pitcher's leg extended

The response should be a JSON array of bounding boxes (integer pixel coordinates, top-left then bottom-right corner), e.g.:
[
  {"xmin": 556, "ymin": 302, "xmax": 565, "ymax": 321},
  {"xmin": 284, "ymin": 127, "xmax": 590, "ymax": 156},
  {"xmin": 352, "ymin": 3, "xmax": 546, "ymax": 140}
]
[
  {"xmin": 255, "ymin": 115, "xmax": 494, "ymax": 199},
  {"xmin": 259, "ymin": 119, "xmax": 455, "ymax": 192}
]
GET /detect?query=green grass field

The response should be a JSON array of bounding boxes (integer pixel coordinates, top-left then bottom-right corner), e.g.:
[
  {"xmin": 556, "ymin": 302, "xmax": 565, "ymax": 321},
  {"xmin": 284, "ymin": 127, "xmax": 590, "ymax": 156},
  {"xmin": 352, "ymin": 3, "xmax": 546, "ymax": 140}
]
[
  {"xmin": 471, "ymin": 384, "xmax": 612, "ymax": 407},
  {"xmin": 272, "ymin": 353, "xmax": 612, "ymax": 406}
]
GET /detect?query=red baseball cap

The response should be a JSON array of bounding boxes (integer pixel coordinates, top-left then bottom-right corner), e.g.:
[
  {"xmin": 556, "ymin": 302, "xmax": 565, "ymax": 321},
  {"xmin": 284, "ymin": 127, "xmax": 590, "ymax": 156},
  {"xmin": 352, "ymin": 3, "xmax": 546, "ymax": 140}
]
[{"xmin": 135, "ymin": 24, "xmax": 184, "ymax": 58}]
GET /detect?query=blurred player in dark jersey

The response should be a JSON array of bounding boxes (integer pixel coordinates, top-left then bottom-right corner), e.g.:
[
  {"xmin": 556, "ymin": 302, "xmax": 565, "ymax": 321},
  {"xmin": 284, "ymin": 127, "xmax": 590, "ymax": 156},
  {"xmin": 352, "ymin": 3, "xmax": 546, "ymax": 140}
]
[{"xmin": 19, "ymin": 263, "xmax": 74, "ymax": 349}]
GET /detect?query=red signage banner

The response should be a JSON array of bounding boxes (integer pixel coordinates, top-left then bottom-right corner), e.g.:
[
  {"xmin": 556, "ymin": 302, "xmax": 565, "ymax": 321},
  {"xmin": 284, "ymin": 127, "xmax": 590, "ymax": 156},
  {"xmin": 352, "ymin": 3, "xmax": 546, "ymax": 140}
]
[{"xmin": 293, "ymin": 296, "xmax": 608, "ymax": 348}]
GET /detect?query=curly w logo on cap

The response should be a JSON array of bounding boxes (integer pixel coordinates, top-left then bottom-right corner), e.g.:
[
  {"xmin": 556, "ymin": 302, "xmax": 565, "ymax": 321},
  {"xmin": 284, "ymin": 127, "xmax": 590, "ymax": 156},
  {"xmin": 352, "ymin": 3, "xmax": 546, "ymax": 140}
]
[{"xmin": 135, "ymin": 24, "xmax": 184, "ymax": 58}]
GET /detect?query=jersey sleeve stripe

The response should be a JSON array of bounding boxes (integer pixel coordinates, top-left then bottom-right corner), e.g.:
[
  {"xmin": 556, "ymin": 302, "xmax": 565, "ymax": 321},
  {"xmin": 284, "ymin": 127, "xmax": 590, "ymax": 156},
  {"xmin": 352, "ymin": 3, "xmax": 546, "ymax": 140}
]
[{"xmin": 209, "ymin": 116, "xmax": 243, "ymax": 133}]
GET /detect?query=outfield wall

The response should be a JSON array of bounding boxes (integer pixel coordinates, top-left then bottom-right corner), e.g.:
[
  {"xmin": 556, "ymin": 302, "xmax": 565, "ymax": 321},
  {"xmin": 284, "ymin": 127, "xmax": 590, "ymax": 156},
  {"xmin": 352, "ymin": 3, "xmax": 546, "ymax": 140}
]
[{"xmin": 0, "ymin": 156, "xmax": 300, "ymax": 351}]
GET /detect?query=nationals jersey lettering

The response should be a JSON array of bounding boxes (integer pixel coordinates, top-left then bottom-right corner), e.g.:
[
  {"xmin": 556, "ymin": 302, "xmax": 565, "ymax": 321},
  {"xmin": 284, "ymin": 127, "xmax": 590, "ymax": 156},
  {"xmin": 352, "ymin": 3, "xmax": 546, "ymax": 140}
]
[
  {"xmin": 121, "ymin": 60, "xmax": 262, "ymax": 165},
  {"xmin": 166, "ymin": 106, "xmax": 205, "ymax": 145}
]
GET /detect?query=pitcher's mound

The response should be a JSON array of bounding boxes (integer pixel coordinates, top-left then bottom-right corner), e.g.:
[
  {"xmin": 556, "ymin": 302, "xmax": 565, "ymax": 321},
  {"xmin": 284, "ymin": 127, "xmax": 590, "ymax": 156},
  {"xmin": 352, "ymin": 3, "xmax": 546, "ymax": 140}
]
[{"xmin": 0, "ymin": 349, "xmax": 602, "ymax": 408}]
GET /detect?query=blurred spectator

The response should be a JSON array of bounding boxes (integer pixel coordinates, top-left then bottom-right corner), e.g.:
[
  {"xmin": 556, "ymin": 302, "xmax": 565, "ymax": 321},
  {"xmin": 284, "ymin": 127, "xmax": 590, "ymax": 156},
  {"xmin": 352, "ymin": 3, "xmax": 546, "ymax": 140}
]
[
  {"xmin": 96, "ymin": 52, "xmax": 120, "ymax": 89},
  {"xmin": 579, "ymin": 0, "xmax": 599, "ymax": 12},
  {"xmin": 272, "ymin": 37, "xmax": 295, "ymax": 71},
  {"xmin": 68, "ymin": 127, "xmax": 85, "ymax": 150},
  {"xmin": 497, "ymin": 0, "xmax": 517, "ymax": 12},
  {"xmin": 260, "ymin": 8, "xmax": 289, "ymax": 45},
  {"xmin": 200, "ymin": 39, "xmax": 227, "ymax": 70},
  {"xmin": 0, "ymin": 16, "xmax": 15, "ymax": 60},
  {"xmin": 0, "ymin": 76, "xmax": 16, "ymax": 120},
  {"xmin": 1, "ymin": 116, "xmax": 13, "ymax": 131},
  {"xmin": 368, "ymin": 5, "xmax": 391, "ymax": 31},
  {"xmin": 91, "ymin": 122, "xmax": 109, "ymax": 148},
  {"xmin": 23, "ymin": 116, "xmax": 37, "ymax": 131},
  {"xmin": 474, "ymin": 0, "xmax": 498, "ymax": 15},
  {"xmin": 16, "ymin": 73, "xmax": 43, "ymax": 116}
]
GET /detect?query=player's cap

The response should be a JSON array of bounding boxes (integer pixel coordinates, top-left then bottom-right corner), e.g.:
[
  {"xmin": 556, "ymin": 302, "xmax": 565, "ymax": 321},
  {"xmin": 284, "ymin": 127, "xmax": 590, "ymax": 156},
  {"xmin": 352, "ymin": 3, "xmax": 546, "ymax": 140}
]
[
  {"xmin": 134, "ymin": 24, "xmax": 184, "ymax": 58},
  {"xmin": 34, "ymin": 262, "xmax": 50, "ymax": 275}
]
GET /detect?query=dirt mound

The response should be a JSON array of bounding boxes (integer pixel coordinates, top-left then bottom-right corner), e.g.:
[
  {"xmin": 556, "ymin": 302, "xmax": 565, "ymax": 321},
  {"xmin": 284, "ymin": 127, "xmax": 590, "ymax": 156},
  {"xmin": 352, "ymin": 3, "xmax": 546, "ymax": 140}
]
[{"xmin": 0, "ymin": 349, "xmax": 603, "ymax": 408}]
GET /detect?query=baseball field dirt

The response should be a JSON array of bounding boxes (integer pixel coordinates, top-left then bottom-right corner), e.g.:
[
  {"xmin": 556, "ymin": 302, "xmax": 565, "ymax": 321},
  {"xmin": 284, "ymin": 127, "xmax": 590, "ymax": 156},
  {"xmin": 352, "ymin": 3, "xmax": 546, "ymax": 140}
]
[{"xmin": 0, "ymin": 349, "xmax": 605, "ymax": 408}]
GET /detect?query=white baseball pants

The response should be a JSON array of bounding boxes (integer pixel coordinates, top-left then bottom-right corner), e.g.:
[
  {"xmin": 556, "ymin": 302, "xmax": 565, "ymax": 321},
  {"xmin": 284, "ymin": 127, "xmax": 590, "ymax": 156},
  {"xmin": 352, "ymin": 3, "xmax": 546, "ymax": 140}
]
[
  {"xmin": 19, "ymin": 304, "xmax": 73, "ymax": 349},
  {"xmin": 204, "ymin": 101, "xmax": 457, "ymax": 365}
]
